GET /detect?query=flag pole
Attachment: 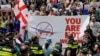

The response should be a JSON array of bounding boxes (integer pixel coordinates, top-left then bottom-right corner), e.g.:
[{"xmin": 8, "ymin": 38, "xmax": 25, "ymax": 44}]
[{"xmin": 24, "ymin": 27, "xmax": 28, "ymax": 41}]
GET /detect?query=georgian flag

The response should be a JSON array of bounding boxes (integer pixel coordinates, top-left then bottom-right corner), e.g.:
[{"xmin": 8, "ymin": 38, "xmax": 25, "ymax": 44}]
[{"xmin": 14, "ymin": 0, "xmax": 30, "ymax": 38}]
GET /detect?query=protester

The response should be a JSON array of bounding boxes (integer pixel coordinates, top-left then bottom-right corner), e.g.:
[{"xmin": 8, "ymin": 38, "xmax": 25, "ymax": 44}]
[
  {"xmin": 89, "ymin": 16, "xmax": 100, "ymax": 37},
  {"xmin": 64, "ymin": 32, "xmax": 79, "ymax": 56},
  {"xmin": 0, "ymin": 34, "xmax": 17, "ymax": 56},
  {"xmin": 95, "ymin": 6, "xmax": 100, "ymax": 22},
  {"xmin": 93, "ymin": 41, "xmax": 100, "ymax": 56},
  {"xmin": 29, "ymin": 4, "xmax": 36, "ymax": 16},
  {"xmin": 49, "ymin": 42, "xmax": 62, "ymax": 56},
  {"xmin": 14, "ymin": 32, "xmax": 24, "ymax": 56},
  {"xmin": 43, "ymin": 38, "xmax": 53, "ymax": 56},
  {"xmin": 30, "ymin": 36, "xmax": 44, "ymax": 56}
]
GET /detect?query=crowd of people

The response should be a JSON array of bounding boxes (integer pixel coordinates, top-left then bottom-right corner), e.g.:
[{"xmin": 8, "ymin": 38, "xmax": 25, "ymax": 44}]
[{"xmin": 0, "ymin": 0, "xmax": 100, "ymax": 56}]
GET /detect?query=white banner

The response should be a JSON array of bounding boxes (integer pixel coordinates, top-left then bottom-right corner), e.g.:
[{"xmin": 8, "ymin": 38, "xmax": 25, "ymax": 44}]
[
  {"xmin": 27, "ymin": 15, "xmax": 90, "ymax": 47},
  {"xmin": 1, "ymin": 4, "xmax": 11, "ymax": 12}
]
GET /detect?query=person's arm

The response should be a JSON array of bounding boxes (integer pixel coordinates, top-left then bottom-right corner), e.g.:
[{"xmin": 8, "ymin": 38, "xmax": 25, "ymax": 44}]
[
  {"xmin": 76, "ymin": 47, "xmax": 80, "ymax": 55},
  {"xmin": 66, "ymin": 43, "xmax": 72, "ymax": 56},
  {"xmin": 67, "ymin": 50, "xmax": 71, "ymax": 56},
  {"xmin": 97, "ymin": 22, "xmax": 100, "ymax": 33},
  {"xmin": 46, "ymin": 0, "xmax": 50, "ymax": 3},
  {"xmin": 15, "ymin": 38, "xmax": 22, "ymax": 45}
]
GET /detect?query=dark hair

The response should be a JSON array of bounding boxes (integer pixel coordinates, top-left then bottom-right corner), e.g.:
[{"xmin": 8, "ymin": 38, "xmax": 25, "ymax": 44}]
[
  {"xmin": 99, "ymin": 6, "xmax": 100, "ymax": 8},
  {"xmin": 81, "ymin": 51, "xmax": 87, "ymax": 55},
  {"xmin": 6, "ymin": 23, "xmax": 14, "ymax": 32},
  {"xmin": 88, "ymin": 29, "xmax": 93, "ymax": 35},
  {"xmin": 20, "ymin": 45, "xmax": 29, "ymax": 56},
  {"xmin": 84, "ymin": 29, "xmax": 93, "ymax": 35},
  {"xmin": 31, "ymin": 36, "xmax": 38, "ymax": 42},
  {"xmin": 68, "ymin": 33, "xmax": 74, "ymax": 39}
]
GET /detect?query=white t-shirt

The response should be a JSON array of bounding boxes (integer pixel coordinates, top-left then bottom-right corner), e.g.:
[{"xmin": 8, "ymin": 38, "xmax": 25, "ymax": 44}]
[
  {"xmin": 89, "ymin": 21, "xmax": 100, "ymax": 36},
  {"xmin": 29, "ymin": 10, "xmax": 36, "ymax": 16}
]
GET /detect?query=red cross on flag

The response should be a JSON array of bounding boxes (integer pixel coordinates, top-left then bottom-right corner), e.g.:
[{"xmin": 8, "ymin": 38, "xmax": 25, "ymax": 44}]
[{"xmin": 14, "ymin": 0, "xmax": 30, "ymax": 38}]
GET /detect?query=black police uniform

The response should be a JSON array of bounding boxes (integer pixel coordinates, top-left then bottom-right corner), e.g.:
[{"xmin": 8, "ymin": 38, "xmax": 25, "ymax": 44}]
[
  {"xmin": 49, "ymin": 48, "xmax": 62, "ymax": 56},
  {"xmin": 49, "ymin": 42, "xmax": 63, "ymax": 56},
  {"xmin": 0, "ymin": 37, "xmax": 17, "ymax": 56},
  {"xmin": 30, "ymin": 43, "xmax": 44, "ymax": 56},
  {"xmin": 64, "ymin": 39, "xmax": 79, "ymax": 56},
  {"xmin": 0, "ymin": 45, "xmax": 17, "ymax": 56}
]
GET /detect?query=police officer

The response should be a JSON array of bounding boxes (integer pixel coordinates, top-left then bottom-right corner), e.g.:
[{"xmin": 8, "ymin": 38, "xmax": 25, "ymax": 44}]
[
  {"xmin": 55, "ymin": 42, "xmax": 62, "ymax": 54},
  {"xmin": 30, "ymin": 36, "xmax": 44, "ymax": 56},
  {"xmin": 64, "ymin": 33, "xmax": 79, "ymax": 56},
  {"xmin": 49, "ymin": 42, "xmax": 62, "ymax": 56},
  {"xmin": 25, "ymin": 40, "xmax": 31, "ymax": 47},
  {"xmin": 0, "ymin": 35, "xmax": 17, "ymax": 56}
]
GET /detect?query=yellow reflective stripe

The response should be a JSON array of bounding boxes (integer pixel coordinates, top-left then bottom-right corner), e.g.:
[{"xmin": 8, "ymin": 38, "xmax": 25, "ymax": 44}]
[
  {"xmin": 72, "ymin": 45, "xmax": 78, "ymax": 49},
  {"xmin": 55, "ymin": 44, "xmax": 60, "ymax": 47},
  {"xmin": 31, "ymin": 46, "xmax": 43, "ymax": 54},
  {"xmin": 32, "ymin": 50, "xmax": 43, "ymax": 54},
  {"xmin": 73, "ymin": 42, "xmax": 78, "ymax": 44},
  {"xmin": 50, "ymin": 54, "xmax": 53, "ymax": 56},
  {"xmin": 32, "ymin": 50, "xmax": 39, "ymax": 54},
  {"xmin": 66, "ymin": 44, "xmax": 72, "ymax": 48},
  {"xmin": 54, "ymin": 48, "xmax": 59, "ymax": 52},
  {"xmin": 39, "ymin": 50, "xmax": 43, "ymax": 54},
  {"xmin": 0, "ymin": 46, "xmax": 2, "ymax": 48},
  {"xmin": 2, "ymin": 48, "xmax": 11, "ymax": 52},
  {"xmin": 0, "ymin": 51, "xmax": 12, "ymax": 56},
  {"xmin": 31, "ymin": 47, "xmax": 38, "ymax": 50},
  {"xmin": 12, "ymin": 53, "xmax": 17, "ymax": 56},
  {"xmin": 66, "ymin": 44, "xmax": 78, "ymax": 49}
]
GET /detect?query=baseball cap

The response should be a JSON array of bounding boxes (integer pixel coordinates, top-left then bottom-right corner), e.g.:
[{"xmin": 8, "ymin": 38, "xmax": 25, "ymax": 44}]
[{"xmin": 46, "ymin": 39, "xmax": 52, "ymax": 44}]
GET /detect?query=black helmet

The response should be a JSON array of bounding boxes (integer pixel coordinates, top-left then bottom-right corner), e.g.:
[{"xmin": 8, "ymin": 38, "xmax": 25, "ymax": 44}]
[
  {"xmin": 55, "ymin": 42, "xmax": 62, "ymax": 48},
  {"xmin": 25, "ymin": 40, "xmax": 31, "ymax": 45},
  {"xmin": 54, "ymin": 42, "xmax": 62, "ymax": 53},
  {"xmin": 52, "ymin": 47, "xmax": 61, "ymax": 55}
]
